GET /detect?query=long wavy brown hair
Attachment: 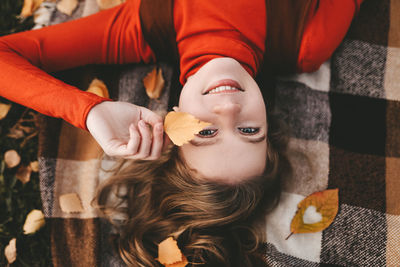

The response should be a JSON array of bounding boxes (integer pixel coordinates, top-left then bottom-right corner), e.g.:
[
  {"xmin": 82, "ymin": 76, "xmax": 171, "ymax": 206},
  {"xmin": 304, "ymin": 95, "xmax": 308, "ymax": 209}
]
[{"xmin": 94, "ymin": 115, "xmax": 290, "ymax": 267}]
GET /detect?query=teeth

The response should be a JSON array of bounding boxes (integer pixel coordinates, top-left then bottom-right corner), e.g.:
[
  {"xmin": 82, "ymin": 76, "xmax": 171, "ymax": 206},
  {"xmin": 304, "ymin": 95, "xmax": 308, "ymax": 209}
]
[{"xmin": 208, "ymin": 85, "xmax": 240, "ymax": 94}]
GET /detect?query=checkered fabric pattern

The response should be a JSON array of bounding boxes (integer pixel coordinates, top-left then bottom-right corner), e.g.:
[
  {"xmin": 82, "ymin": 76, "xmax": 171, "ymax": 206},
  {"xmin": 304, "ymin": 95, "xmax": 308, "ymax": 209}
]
[
  {"xmin": 37, "ymin": 0, "xmax": 399, "ymax": 266},
  {"xmin": 264, "ymin": 0, "xmax": 400, "ymax": 266}
]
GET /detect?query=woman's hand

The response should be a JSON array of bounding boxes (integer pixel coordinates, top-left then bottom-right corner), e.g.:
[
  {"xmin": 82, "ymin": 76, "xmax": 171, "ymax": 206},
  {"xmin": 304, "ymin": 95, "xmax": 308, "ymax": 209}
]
[{"xmin": 86, "ymin": 101, "xmax": 166, "ymax": 160}]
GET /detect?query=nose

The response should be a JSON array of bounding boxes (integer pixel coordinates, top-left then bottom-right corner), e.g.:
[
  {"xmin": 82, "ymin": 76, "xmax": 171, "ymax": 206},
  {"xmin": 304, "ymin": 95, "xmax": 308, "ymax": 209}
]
[{"xmin": 212, "ymin": 103, "xmax": 241, "ymax": 115}]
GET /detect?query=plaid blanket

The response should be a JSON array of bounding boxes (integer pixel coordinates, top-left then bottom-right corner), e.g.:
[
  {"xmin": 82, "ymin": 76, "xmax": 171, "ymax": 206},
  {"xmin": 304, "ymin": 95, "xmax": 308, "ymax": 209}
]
[
  {"xmin": 264, "ymin": 0, "xmax": 400, "ymax": 266},
  {"xmin": 38, "ymin": 0, "xmax": 399, "ymax": 266}
]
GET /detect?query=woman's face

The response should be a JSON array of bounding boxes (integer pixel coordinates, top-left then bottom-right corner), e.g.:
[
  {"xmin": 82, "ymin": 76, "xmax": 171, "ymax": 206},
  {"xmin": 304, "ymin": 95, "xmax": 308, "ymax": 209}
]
[{"xmin": 177, "ymin": 57, "xmax": 268, "ymax": 184}]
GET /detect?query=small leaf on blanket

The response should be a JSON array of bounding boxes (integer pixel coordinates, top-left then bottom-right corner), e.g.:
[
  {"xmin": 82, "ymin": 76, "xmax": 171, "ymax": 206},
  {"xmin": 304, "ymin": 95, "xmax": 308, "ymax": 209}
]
[
  {"xmin": 286, "ymin": 188, "xmax": 339, "ymax": 240},
  {"xmin": 23, "ymin": 209, "xmax": 45, "ymax": 234},
  {"xmin": 156, "ymin": 237, "xmax": 188, "ymax": 266},
  {"xmin": 4, "ymin": 150, "xmax": 21, "ymax": 168},
  {"xmin": 56, "ymin": 0, "xmax": 78, "ymax": 16},
  {"xmin": 143, "ymin": 67, "xmax": 165, "ymax": 99},
  {"xmin": 87, "ymin": 78, "xmax": 110, "ymax": 98},
  {"xmin": 164, "ymin": 111, "xmax": 211, "ymax": 146},
  {"xmin": 20, "ymin": 0, "xmax": 43, "ymax": 18},
  {"xmin": 97, "ymin": 0, "xmax": 123, "ymax": 10},
  {"xmin": 4, "ymin": 238, "xmax": 17, "ymax": 264},
  {"xmin": 0, "ymin": 103, "xmax": 11, "ymax": 120},
  {"xmin": 16, "ymin": 165, "xmax": 32, "ymax": 184},
  {"xmin": 59, "ymin": 193, "xmax": 84, "ymax": 213}
]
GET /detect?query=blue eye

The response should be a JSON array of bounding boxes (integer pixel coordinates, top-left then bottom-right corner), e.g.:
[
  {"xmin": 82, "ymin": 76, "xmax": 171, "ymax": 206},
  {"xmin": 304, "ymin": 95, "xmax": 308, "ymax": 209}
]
[
  {"xmin": 238, "ymin": 127, "xmax": 259, "ymax": 135},
  {"xmin": 197, "ymin": 129, "xmax": 217, "ymax": 137}
]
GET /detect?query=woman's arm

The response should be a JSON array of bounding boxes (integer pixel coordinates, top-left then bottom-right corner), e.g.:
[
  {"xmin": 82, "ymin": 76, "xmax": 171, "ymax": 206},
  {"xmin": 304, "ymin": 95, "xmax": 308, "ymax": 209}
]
[{"xmin": 0, "ymin": 0, "xmax": 154, "ymax": 130}]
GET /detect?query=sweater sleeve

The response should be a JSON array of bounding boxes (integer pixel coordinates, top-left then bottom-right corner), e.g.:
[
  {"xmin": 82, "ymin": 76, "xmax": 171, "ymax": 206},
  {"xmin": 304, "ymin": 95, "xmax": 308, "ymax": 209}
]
[
  {"xmin": 0, "ymin": 0, "xmax": 154, "ymax": 130},
  {"xmin": 297, "ymin": 0, "xmax": 364, "ymax": 73}
]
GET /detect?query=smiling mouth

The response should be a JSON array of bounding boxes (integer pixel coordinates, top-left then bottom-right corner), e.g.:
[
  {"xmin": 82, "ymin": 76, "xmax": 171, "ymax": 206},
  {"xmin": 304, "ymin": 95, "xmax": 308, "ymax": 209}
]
[{"xmin": 203, "ymin": 79, "xmax": 244, "ymax": 95}]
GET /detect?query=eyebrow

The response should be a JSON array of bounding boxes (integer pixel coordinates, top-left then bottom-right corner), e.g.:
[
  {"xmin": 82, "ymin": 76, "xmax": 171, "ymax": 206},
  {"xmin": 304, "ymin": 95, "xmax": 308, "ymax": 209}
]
[{"xmin": 189, "ymin": 134, "xmax": 266, "ymax": 147}]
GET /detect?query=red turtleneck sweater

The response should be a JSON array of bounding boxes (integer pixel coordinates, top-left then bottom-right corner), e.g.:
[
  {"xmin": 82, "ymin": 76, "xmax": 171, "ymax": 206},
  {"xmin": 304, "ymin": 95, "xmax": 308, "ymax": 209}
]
[{"xmin": 0, "ymin": 0, "xmax": 362, "ymax": 130}]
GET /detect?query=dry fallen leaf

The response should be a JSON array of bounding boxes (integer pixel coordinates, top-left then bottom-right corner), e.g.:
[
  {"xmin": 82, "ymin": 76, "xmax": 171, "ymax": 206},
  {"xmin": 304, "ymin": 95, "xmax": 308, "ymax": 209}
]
[
  {"xmin": 16, "ymin": 165, "xmax": 32, "ymax": 184},
  {"xmin": 7, "ymin": 127, "xmax": 25, "ymax": 139},
  {"xmin": 30, "ymin": 161, "xmax": 39, "ymax": 172},
  {"xmin": 165, "ymin": 255, "xmax": 188, "ymax": 267},
  {"xmin": 4, "ymin": 238, "xmax": 17, "ymax": 264},
  {"xmin": 143, "ymin": 67, "xmax": 165, "ymax": 99},
  {"xmin": 287, "ymin": 188, "xmax": 339, "ymax": 239},
  {"xmin": 157, "ymin": 237, "xmax": 187, "ymax": 266},
  {"xmin": 0, "ymin": 103, "xmax": 11, "ymax": 120},
  {"xmin": 56, "ymin": 0, "xmax": 78, "ymax": 15},
  {"xmin": 20, "ymin": 0, "xmax": 43, "ymax": 17},
  {"xmin": 164, "ymin": 111, "xmax": 211, "ymax": 146},
  {"xmin": 59, "ymin": 193, "xmax": 85, "ymax": 213},
  {"xmin": 4, "ymin": 150, "xmax": 21, "ymax": 168},
  {"xmin": 97, "ymin": 0, "xmax": 123, "ymax": 10},
  {"xmin": 87, "ymin": 78, "xmax": 110, "ymax": 98},
  {"xmin": 23, "ymin": 209, "xmax": 45, "ymax": 234}
]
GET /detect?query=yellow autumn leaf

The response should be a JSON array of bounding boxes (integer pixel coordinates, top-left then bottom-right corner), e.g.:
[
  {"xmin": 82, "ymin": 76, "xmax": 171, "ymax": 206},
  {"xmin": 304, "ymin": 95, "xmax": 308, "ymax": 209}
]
[
  {"xmin": 20, "ymin": 0, "xmax": 43, "ymax": 18},
  {"xmin": 156, "ymin": 237, "xmax": 185, "ymax": 266},
  {"xmin": 87, "ymin": 78, "xmax": 110, "ymax": 98},
  {"xmin": 143, "ymin": 67, "xmax": 165, "ymax": 99},
  {"xmin": 0, "ymin": 103, "xmax": 11, "ymax": 120},
  {"xmin": 287, "ymin": 188, "xmax": 339, "ymax": 239},
  {"xmin": 4, "ymin": 238, "xmax": 17, "ymax": 264},
  {"xmin": 23, "ymin": 209, "xmax": 45, "ymax": 234},
  {"xmin": 56, "ymin": 0, "xmax": 78, "ymax": 16},
  {"xmin": 59, "ymin": 193, "xmax": 84, "ymax": 213},
  {"xmin": 97, "ymin": 0, "xmax": 123, "ymax": 10},
  {"xmin": 164, "ymin": 111, "xmax": 211, "ymax": 146},
  {"xmin": 4, "ymin": 150, "xmax": 21, "ymax": 168},
  {"xmin": 16, "ymin": 165, "xmax": 32, "ymax": 184},
  {"xmin": 30, "ymin": 161, "xmax": 39, "ymax": 172}
]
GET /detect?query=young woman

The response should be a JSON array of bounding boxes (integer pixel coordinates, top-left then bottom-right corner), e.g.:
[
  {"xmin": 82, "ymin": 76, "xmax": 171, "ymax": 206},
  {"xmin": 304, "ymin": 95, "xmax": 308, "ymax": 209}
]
[{"xmin": 0, "ymin": 0, "xmax": 362, "ymax": 265}]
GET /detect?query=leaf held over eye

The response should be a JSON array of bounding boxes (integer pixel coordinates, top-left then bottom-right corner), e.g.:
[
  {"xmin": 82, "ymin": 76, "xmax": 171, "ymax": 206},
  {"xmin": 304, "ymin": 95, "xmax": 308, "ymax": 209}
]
[
  {"xmin": 86, "ymin": 78, "xmax": 110, "ymax": 98},
  {"xmin": 287, "ymin": 188, "xmax": 339, "ymax": 239},
  {"xmin": 143, "ymin": 67, "xmax": 165, "ymax": 99},
  {"xmin": 156, "ymin": 237, "xmax": 188, "ymax": 267},
  {"xmin": 164, "ymin": 111, "xmax": 211, "ymax": 146}
]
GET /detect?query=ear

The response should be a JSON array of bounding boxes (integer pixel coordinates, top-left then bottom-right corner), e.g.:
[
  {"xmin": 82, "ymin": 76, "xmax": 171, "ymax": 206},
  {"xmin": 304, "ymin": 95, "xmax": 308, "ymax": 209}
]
[{"xmin": 172, "ymin": 106, "xmax": 180, "ymax": 112}]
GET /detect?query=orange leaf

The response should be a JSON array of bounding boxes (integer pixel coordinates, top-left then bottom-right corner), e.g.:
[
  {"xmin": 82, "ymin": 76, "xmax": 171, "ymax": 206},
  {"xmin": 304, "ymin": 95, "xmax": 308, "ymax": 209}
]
[
  {"xmin": 20, "ymin": 0, "xmax": 43, "ymax": 17},
  {"xmin": 86, "ymin": 78, "xmax": 110, "ymax": 98},
  {"xmin": 97, "ymin": 0, "xmax": 123, "ymax": 10},
  {"xmin": 56, "ymin": 0, "xmax": 78, "ymax": 16},
  {"xmin": 164, "ymin": 111, "xmax": 211, "ymax": 146},
  {"xmin": 143, "ymin": 67, "xmax": 165, "ymax": 99},
  {"xmin": 288, "ymin": 189, "xmax": 339, "ymax": 238},
  {"xmin": 16, "ymin": 165, "xmax": 32, "ymax": 184},
  {"xmin": 156, "ymin": 237, "xmax": 185, "ymax": 266},
  {"xmin": 4, "ymin": 150, "xmax": 21, "ymax": 168},
  {"xmin": 165, "ymin": 255, "xmax": 188, "ymax": 267},
  {"xmin": 59, "ymin": 193, "xmax": 85, "ymax": 213}
]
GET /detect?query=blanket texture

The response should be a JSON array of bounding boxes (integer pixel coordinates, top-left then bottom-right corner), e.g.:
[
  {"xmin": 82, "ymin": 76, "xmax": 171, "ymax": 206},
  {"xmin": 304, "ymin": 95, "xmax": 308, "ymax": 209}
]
[{"xmin": 38, "ymin": 0, "xmax": 399, "ymax": 266}]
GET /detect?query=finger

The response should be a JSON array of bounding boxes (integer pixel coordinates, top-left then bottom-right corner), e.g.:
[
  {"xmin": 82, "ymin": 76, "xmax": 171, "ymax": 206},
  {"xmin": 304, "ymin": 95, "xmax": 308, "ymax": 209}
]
[
  {"xmin": 125, "ymin": 123, "xmax": 141, "ymax": 155},
  {"xmin": 137, "ymin": 120, "xmax": 152, "ymax": 157},
  {"xmin": 148, "ymin": 122, "xmax": 164, "ymax": 159},
  {"xmin": 139, "ymin": 107, "xmax": 163, "ymax": 127}
]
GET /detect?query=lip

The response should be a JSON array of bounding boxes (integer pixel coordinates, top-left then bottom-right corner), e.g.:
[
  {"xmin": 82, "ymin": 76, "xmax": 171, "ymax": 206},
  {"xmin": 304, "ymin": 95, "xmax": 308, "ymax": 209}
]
[{"xmin": 203, "ymin": 79, "xmax": 244, "ymax": 95}]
